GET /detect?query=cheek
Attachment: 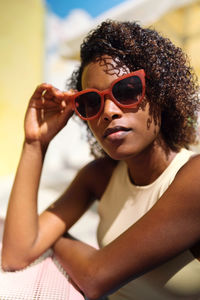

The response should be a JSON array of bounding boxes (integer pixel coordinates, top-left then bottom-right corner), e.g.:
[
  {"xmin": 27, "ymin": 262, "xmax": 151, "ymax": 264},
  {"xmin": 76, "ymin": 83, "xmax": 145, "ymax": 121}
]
[
  {"xmin": 145, "ymin": 115, "xmax": 160, "ymax": 136},
  {"xmin": 87, "ymin": 121, "xmax": 99, "ymax": 140},
  {"xmin": 136, "ymin": 103, "xmax": 161, "ymax": 135}
]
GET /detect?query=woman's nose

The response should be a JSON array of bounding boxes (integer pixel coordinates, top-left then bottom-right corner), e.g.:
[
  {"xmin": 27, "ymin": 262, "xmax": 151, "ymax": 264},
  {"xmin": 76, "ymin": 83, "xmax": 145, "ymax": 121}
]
[{"xmin": 102, "ymin": 97, "xmax": 122, "ymax": 121}]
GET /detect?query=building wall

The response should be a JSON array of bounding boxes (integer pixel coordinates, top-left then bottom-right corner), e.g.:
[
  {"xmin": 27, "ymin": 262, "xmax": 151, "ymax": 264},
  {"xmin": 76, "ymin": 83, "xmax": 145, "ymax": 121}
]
[
  {"xmin": 153, "ymin": 1, "xmax": 200, "ymax": 151},
  {"xmin": 0, "ymin": 0, "xmax": 44, "ymax": 176},
  {"xmin": 153, "ymin": 1, "xmax": 200, "ymax": 79}
]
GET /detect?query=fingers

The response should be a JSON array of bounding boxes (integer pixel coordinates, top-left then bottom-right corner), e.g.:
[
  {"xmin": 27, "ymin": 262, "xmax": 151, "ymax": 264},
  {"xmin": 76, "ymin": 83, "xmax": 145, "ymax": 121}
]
[
  {"xmin": 59, "ymin": 90, "xmax": 77, "ymax": 112},
  {"xmin": 42, "ymin": 87, "xmax": 64, "ymax": 104},
  {"xmin": 31, "ymin": 83, "xmax": 64, "ymax": 103},
  {"xmin": 31, "ymin": 83, "xmax": 53, "ymax": 100},
  {"xmin": 31, "ymin": 83, "xmax": 77, "ymax": 102},
  {"xmin": 29, "ymin": 84, "xmax": 64, "ymax": 110},
  {"xmin": 29, "ymin": 84, "xmax": 77, "ymax": 117}
]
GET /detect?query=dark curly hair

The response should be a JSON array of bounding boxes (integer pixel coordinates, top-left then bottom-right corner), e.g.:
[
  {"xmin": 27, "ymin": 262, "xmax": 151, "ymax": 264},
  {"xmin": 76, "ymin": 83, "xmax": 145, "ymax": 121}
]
[{"xmin": 67, "ymin": 20, "xmax": 199, "ymax": 158}]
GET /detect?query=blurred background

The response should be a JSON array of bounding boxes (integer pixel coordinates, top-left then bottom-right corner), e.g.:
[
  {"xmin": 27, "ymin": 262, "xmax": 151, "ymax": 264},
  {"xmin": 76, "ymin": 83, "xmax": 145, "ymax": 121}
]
[{"xmin": 0, "ymin": 0, "xmax": 200, "ymax": 243}]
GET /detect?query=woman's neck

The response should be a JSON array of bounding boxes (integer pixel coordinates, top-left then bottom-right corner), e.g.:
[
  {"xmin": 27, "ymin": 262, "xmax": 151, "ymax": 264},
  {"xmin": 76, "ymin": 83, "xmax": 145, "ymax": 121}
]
[{"xmin": 125, "ymin": 142, "xmax": 178, "ymax": 186}]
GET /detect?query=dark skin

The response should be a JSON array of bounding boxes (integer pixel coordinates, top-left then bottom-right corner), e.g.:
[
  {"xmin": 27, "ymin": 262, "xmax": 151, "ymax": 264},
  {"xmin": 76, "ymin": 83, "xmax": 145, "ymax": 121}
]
[{"xmin": 2, "ymin": 56, "xmax": 200, "ymax": 299}]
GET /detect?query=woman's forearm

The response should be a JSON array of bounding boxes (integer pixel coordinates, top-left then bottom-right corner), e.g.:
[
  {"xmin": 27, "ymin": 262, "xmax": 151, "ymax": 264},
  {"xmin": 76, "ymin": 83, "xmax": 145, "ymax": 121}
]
[
  {"xmin": 53, "ymin": 236, "xmax": 103, "ymax": 300},
  {"xmin": 2, "ymin": 141, "xmax": 47, "ymax": 270},
  {"xmin": 2, "ymin": 84, "xmax": 77, "ymax": 271}
]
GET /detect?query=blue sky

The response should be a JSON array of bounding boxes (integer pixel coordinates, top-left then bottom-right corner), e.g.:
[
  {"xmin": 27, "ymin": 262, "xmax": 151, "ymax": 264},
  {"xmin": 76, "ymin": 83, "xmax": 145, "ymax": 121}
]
[{"xmin": 45, "ymin": 0, "xmax": 126, "ymax": 18}]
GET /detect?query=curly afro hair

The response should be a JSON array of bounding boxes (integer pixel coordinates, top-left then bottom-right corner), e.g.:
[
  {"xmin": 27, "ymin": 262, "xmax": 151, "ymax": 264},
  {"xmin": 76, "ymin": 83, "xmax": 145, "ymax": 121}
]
[{"xmin": 68, "ymin": 20, "xmax": 199, "ymax": 158}]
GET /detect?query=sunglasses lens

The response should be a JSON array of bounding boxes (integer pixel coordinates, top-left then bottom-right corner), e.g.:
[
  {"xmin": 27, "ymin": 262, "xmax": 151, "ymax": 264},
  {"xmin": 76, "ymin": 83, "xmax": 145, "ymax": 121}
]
[
  {"xmin": 75, "ymin": 92, "xmax": 101, "ymax": 119},
  {"xmin": 112, "ymin": 75, "xmax": 143, "ymax": 106}
]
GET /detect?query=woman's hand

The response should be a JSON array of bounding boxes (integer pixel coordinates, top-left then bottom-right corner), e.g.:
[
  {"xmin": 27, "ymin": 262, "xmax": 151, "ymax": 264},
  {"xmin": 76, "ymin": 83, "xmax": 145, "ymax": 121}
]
[{"xmin": 24, "ymin": 83, "xmax": 74, "ymax": 147}]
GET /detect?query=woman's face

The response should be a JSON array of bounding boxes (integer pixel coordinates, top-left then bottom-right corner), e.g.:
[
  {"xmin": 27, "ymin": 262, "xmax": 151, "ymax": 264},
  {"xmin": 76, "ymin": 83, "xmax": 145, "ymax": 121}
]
[{"xmin": 81, "ymin": 56, "xmax": 161, "ymax": 161}]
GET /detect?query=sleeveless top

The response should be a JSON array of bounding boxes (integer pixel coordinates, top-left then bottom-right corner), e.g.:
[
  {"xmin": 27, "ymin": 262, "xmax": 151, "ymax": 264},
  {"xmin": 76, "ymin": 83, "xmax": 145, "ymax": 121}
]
[{"xmin": 97, "ymin": 149, "xmax": 200, "ymax": 299}]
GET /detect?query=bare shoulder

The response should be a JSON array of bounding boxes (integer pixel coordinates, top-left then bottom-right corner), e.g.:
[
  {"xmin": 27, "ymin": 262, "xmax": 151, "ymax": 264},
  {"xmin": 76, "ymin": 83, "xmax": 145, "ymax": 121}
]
[
  {"xmin": 181, "ymin": 151, "xmax": 200, "ymax": 166},
  {"xmin": 79, "ymin": 156, "xmax": 118, "ymax": 200},
  {"xmin": 158, "ymin": 152, "xmax": 200, "ymax": 213},
  {"xmin": 175, "ymin": 152, "xmax": 200, "ymax": 184}
]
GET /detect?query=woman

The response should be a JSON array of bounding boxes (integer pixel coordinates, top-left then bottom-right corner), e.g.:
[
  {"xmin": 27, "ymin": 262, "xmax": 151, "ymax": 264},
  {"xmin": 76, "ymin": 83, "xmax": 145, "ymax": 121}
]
[{"xmin": 2, "ymin": 20, "xmax": 200, "ymax": 299}]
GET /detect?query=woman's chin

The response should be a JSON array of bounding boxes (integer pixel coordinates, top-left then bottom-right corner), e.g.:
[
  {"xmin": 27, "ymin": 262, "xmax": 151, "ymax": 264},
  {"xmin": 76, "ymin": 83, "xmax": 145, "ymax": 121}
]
[{"xmin": 105, "ymin": 148, "xmax": 137, "ymax": 161}]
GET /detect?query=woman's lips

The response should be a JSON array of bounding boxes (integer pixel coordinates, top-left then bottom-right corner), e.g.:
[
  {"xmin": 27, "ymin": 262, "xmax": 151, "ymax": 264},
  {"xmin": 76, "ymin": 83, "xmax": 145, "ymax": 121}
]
[{"xmin": 103, "ymin": 126, "xmax": 131, "ymax": 139}]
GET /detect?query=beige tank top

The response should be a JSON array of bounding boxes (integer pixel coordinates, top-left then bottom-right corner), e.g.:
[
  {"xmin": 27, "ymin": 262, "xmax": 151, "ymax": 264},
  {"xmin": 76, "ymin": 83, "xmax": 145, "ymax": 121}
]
[{"xmin": 97, "ymin": 149, "xmax": 200, "ymax": 299}]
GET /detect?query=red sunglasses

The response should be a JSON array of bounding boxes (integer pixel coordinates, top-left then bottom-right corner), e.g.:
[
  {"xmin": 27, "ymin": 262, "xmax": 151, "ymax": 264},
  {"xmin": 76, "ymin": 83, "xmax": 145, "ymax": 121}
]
[{"xmin": 70, "ymin": 69, "xmax": 145, "ymax": 120}]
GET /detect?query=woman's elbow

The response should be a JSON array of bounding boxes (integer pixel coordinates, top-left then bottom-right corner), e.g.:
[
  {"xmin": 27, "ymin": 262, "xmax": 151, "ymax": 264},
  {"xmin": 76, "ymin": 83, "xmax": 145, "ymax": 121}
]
[
  {"xmin": 84, "ymin": 285, "xmax": 105, "ymax": 300},
  {"xmin": 1, "ymin": 258, "xmax": 29, "ymax": 272},
  {"xmin": 1, "ymin": 247, "xmax": 33, "ymax": 272},
  {"xmin": 82, "ymin": 268, "xmax": 108, "ymax": 300}
]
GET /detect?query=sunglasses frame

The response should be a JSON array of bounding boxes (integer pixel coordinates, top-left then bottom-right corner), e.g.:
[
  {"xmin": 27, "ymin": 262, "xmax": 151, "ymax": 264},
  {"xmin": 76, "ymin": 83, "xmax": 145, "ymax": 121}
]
[{"xmin": 70, "ymin": 69, "xmax": 146, "ymax": 120}]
